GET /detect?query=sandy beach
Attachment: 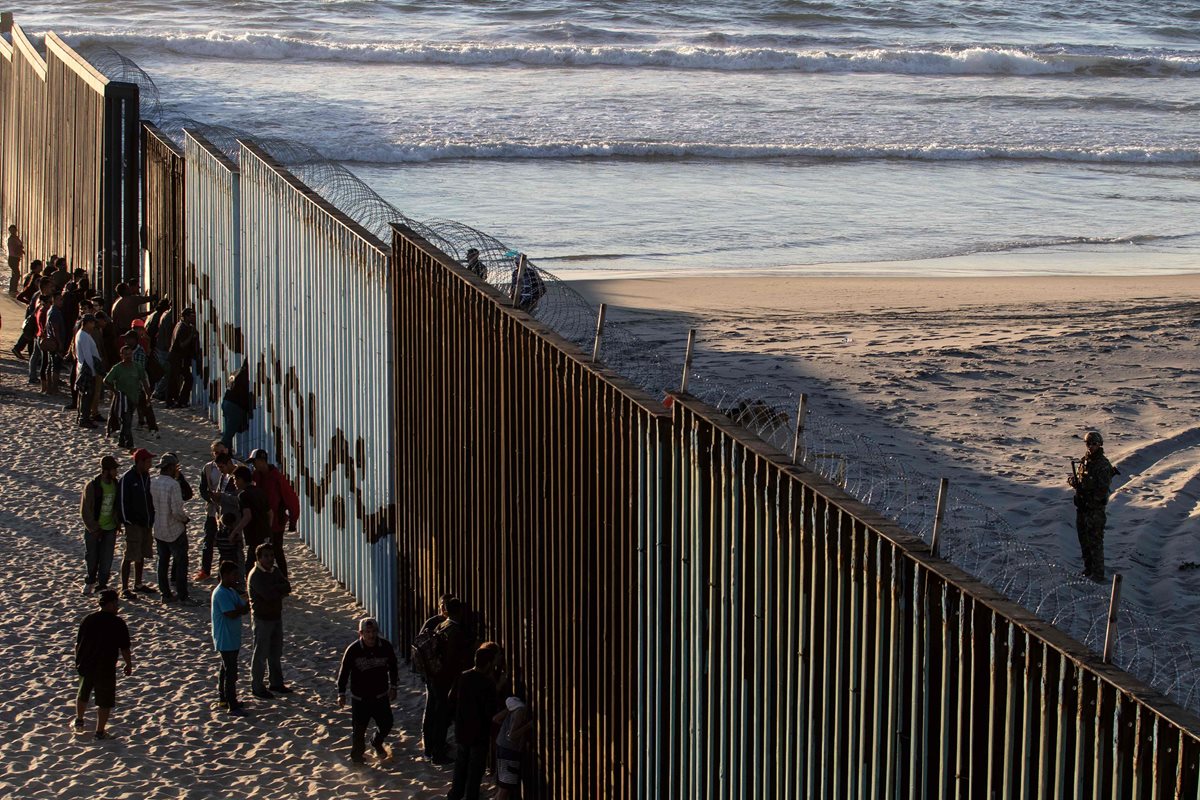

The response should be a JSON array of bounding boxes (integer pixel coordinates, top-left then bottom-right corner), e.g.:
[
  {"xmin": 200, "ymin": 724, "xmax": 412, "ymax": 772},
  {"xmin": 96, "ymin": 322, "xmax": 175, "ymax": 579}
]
[
  {"xmin": 576, "ymin": 270, "xmax": 1200, "ymax": 693},
  {"xmin": 0, "ymin": 294, "xmax": 447, "ymax": 798}
]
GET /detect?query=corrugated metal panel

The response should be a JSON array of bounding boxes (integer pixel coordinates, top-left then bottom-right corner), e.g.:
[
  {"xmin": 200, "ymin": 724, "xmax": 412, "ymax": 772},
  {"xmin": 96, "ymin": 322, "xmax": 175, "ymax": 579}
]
[
  {"xmin": 238, "ymin": 141, "xmax": 397, "ymax": 642},
  {"xmin": 0, "ymin": 36, "xmax": 12, "ymax": 223},
  {"xmin": 184, "ymin": 130, "xmax": 241, "ymax": 423}
]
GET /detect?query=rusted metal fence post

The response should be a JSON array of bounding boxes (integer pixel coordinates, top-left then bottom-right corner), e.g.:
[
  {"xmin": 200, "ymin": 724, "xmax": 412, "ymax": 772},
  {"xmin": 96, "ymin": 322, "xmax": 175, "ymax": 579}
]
[
  {"xmin": 680, "ymin": 329, "xmax": 696, "ymax": 393},
  {"xmin": 591, "ymin": 302, "xmax": 607, "ymax": 363},
  {"xmin": 791, "ymin": 393, "xmax": 808, "ymax": 464},
  {"xmin": 511, "ymin": 253, "xmax": 528, "ymax": 307},
  {"xmin": 1103, "ymin": 574, "xmax": 1123, "ymax": 664},
  {"xmin": 930, "ymin": 478, "xmax": 949, "ymax": 557}
]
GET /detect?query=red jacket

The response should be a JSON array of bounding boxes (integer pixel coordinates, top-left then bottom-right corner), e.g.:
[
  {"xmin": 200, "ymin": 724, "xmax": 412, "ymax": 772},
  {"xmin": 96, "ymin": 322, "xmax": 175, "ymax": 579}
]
[{"xmin": 254, "ymin": 465, "xmax": 300, "ymax": 533}]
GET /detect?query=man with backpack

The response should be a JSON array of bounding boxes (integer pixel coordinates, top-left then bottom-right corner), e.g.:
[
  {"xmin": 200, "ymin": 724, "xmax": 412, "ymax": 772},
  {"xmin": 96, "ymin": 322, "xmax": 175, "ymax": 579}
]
[{"xmin": 418, "ymin": 597, "xmax": 474, "ymax": 763}]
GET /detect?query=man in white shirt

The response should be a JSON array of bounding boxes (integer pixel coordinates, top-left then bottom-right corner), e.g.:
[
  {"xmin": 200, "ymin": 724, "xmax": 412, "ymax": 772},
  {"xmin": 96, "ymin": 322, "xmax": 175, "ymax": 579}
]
[
  {"xmin": 149, "ymin": 453, "xmax": 194, "ymax": 605},
  {"xmin": 73, "ymin": 315, "xmax": 103, "ymax": 429}
]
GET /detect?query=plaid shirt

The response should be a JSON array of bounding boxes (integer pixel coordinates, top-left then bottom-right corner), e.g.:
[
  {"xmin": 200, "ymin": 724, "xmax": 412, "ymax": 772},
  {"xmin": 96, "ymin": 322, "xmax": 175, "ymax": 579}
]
[{"xmin": 131, "ymin": 345, "xmax": 147, "ymax": 369}]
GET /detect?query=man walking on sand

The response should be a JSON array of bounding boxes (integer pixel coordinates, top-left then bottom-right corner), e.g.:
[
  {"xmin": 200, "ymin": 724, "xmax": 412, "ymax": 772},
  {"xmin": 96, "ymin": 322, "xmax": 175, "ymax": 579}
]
[
  {"xmin": 336, "ymin": 617, "xmax": 399, "ymax": 764},
  {"xmin": 79, "ymin": 455, "xmax": 122, "ymax": 595},
  {"xmin": 151, "ymin": 453, "xmax": 196, "ymax": 605},
  {"xmin": 7, "ymin": 223, "xmax": 23, "ymax": 295},
  {"xmin": 212, "ymin": 560, "xmax": 250, "ymax": 716},
  {"xmin": 117, "ymin": 449, "xmax": 157, "ymax": 600},
  {"xmin": 1069, "ymin": 430, "xmax": 1117, "ymax": 583},
  {"xmin": 247, "ymin": 543, "xmax": 293, "ymax": 699},
  {"xmin": 105, "ymin": 345, "xmax": 150, "ymax": 450},
  {"xmin": 74, "ymin": 589, "xmax": 133, "ymax": 740}
]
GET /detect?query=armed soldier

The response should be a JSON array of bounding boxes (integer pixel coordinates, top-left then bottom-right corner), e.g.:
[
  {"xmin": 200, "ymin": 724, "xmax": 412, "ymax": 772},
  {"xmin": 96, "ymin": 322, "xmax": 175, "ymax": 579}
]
[{"xmin": 1068, "ymin": 431, "xmax": 1116, "ymax": 582}]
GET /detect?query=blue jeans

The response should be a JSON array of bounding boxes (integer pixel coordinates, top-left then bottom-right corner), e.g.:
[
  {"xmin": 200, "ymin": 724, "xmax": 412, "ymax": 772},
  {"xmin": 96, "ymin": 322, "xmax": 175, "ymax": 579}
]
[
  {"xmin": 84, "ymin": 528, "xmax": 117, "ymax": 587},
  {"xmin": 221, "ymin": 399, "xmax": 246, "ymax": 452},
  {"xmin": 28, "ymin": 339, "xmax": 41, "ymax": 383},
  {"xmin": 156, "ymin": 534, "xmax": 189, "ymax": 599},
  {"xmin": 154, "ymin": 348, "xmax": 170, "ymax": 398},
  {"xmin": 218, "ymin": 650, "xmax": 240, "ymax": 707},
  {"xmin": 448, "ymin": 743, "xmax": 488, "ymax": 800},
  {"xmin": 251, "ymin": 617, "xmax": 284, "ymax": 691}
]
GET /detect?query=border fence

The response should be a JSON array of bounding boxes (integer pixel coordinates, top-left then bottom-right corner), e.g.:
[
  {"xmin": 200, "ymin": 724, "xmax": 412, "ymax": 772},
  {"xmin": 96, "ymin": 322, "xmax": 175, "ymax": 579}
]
[{"xmin": 6, "ymin": 22, "xmax": 1200, "ymax": 797}]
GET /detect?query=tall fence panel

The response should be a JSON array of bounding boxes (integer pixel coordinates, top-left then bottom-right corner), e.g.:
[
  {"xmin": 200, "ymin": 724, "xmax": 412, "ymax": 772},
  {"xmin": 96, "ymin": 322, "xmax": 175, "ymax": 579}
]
[
  {"xmin": 44, "ymin": 33, "xmax": 104, "ymax": 281},
  {"xmin": 5, "ymin": 23, "xmax": 46, "ymax": 265},
  {"xmin": 143, "ymin": 122, "xmax": 185, "ymax": 311},
  {"xmin": 184, "ymin": 130, "xmax": 241, "ymax": 423},
  {"xmin": 668, "ymin": 394, "xmax": 1200, "ymax": 797},
  {"xmin": 392, "ymin": 224, "xmax": 668, "ymax": 799},
  {"xmin": 0, "ymin": 36, "xmax": 11, "ymax": 226},
  {"xmin": 239, "ymin": 141, "xmax": 397, "ymax": 641}
]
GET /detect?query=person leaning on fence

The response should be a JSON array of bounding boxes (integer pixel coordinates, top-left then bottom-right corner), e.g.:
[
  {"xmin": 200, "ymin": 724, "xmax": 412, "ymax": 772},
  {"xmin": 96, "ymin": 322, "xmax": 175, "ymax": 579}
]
[
  {"xmin": 165, "ymin": 307, "xmax": 200, "ymax": 408},
  {"xmin": 336, "ymin": 617, "xmax": 399, "ymax": 764},
  {"xmin": 422, "ymin": 597, "xmax": 474, "ymax": 763},
  {"xmin": 509, "ymin": 261, "xmax": 547, "ymax": 314},
  {"xmin": 246, "ymin": 542, "xmax": 293, "ymax": 699},
  {"xmin": 493, "ymin": 685, "xmax": 534, "ymax": 800},
  {"xmin": 79, "ymin": 455, "xmax": 123, "ymax": 596},
  {"xmin": 118, "ymin": 448, "xmax": 157, "ymax": 600},
  {"xmin": 104, "ymin": 345, "xmax": 150, "ymax": 450},
  {"xmin": 7, "ymin": 223, "xmax": 24, "ymax": 295},
  {"xmin": 448, "ymin": 642, "xmax": 507, "ymax": 800},
  {"xmin": 73, "ymin": 589, "xmax": 132, "ymax": 740},
  {"xmin": 147, "ymin": 300, "xmax": 174, "ymax": 400},
  {"xmin": 220, "ymin": 361, "xmax": 255, "ymax": 453},
  {"xmin": 109, "ymin": 282, "xmax": 152, "ymax": 340}
]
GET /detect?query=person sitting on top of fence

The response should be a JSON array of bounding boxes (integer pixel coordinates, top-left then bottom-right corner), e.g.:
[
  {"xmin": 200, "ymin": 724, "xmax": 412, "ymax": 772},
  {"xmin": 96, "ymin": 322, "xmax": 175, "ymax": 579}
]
[{"xmin": 510, "ymin": 259, "xmax": 546, "ymax": 314}]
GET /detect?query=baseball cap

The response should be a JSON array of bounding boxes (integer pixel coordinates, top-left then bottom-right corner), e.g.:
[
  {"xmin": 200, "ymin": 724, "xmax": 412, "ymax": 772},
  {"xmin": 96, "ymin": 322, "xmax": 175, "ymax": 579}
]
[
  {"xmin": 249, "ymin": 448, "xmax": 270, "ymax": 463},
  {"xmin": 100, "ymin": 455, "xmax": 119, "ymax": 471},
  {"xmin": 158, "ymin": 452, "xmax": 179, "ymax": 468},
  {"xmin": 132, "ymin": 318, "xmax": 146, "ymax": 328},
  {"xmin": 131, "ymin": 448, "xmax": 154, "ymax": 462}
]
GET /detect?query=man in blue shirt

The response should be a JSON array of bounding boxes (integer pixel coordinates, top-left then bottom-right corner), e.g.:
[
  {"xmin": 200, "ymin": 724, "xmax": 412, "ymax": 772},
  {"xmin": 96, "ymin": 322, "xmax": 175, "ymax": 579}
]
[{"xmin": 211, "ymin": 560, "xmax": 250, "ymax": 716}]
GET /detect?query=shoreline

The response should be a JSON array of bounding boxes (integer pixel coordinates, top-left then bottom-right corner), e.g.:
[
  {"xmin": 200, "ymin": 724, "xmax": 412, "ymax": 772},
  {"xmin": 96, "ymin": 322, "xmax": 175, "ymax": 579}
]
[{"xmin": 570, "ymin": 269, "xmax": 1200, "ymax": 314}]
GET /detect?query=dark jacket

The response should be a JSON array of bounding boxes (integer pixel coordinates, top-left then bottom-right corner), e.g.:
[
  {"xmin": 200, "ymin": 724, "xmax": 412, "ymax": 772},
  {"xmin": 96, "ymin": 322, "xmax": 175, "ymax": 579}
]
[
  {"xmin": 223, "ymin": 362, "xmax": 253, "ymax": 411},
  {"xmin": 1074, "ymin": 450, "xmax": 1116, "ymax": 510},
  {"xmin": 118, "ymin": 467, "xmax": 155, "ymax": 528},
  {"xmin": 432, "ymin": 618, "xmax": 475, "ymax": 691},
  {"xmin": 80, "ymin": 473, "xmax": 122, "ymax": 534},
  {"xmin": 336, "ymin": 638, "xmax": 398, "ymax": 701},
  {"xmin": 247, "ymin": 564, "xmax": 291, "ymax": 621}
]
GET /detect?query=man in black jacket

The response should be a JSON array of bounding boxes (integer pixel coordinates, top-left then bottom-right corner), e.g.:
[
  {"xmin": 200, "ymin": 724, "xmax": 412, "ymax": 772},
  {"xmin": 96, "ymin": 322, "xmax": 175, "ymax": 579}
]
[
  {"xmin": 247, "ymin": 543, "xmax": 293, "ymax": 698},
  {"xmin": 166, "ymin": 307, "xmax": 199, "ymax": 407},
  {"xmin": 117, "ymin": 449, "xmax": 157, "ymax": 599},
  {"xmin": 335, "ymin": 617, "xmax": 398, "ymax": 764}
]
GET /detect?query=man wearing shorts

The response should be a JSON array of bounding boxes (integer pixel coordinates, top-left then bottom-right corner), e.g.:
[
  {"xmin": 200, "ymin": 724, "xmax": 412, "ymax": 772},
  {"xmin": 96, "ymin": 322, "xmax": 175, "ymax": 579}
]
[
  {"xmin": 74, "ymin": 589, "xmax": 133, "ymax": 739},
  {"xmin": 118, "ymin": 448, "xmax": 157, "ymax": 599}
]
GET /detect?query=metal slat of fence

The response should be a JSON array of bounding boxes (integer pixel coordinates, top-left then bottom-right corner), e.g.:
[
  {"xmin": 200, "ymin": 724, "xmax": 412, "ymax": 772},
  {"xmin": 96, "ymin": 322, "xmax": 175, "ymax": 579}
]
[
  {"xmin": 6, "ymin": 23, "xmax": 46, "ymax": 267},
  {"xmin": 670, "ymin": 393, "xmax": 1200, "ymax": 796},
  {"xmin": 142, "ymin": 123, "xmax": 186, "ymax": 311},
  {"xmin": 237, "ymin": 141, "xmax": 396, "ymax": 642},
  {"xmin": 392, "ymin": 224, "xmax": 666, "ymax": 799},
  {"xmin": 184, "ymin": 130, "xmax": 241, "ymax": 426}
]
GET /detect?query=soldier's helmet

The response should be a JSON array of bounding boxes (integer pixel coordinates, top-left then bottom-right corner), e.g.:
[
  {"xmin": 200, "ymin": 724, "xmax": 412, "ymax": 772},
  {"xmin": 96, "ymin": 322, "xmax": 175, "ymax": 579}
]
[{"xmin": 1084, "ymin": 431, "xmax": 1103, "ymax": 446}]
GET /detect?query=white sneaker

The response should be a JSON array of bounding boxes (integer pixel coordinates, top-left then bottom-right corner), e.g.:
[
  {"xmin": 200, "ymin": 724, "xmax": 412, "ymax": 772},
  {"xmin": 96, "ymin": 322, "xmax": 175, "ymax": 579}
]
[{"xmin": 83, "ymin": 583, "xmax": 96, "ymax": 596}]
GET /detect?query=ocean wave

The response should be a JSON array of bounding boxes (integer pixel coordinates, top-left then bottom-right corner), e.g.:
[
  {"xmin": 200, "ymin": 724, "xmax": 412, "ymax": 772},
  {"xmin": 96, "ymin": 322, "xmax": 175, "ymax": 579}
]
[
  {"xmin": 61, "ymin": 30, "xmax": 1200, "ymax": 76},
  {"xmin": 941, "ymin": 233, "xmax": 1198, "ymax": 258},
  {"xmin": 321, "ymin": 140, "xmax": 1200, "ymax": 165}
]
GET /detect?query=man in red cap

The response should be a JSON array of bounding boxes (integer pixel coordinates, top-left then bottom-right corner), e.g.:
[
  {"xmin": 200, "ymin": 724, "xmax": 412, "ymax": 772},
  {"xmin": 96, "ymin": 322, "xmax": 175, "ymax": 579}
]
[
  {"xmin": 118, "ymin": 449, "xmax": 157, "ymax": 599},
  {"xmin": 250, "ymin": 449, "xmax": 299, "ymax": 578}
]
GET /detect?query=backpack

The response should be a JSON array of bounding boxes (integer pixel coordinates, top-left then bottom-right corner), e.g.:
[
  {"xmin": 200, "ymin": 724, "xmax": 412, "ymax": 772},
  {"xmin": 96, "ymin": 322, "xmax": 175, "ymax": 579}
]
[{"xmin": 411, "ymin": 623, "xmax": 446, "ymax": 678}]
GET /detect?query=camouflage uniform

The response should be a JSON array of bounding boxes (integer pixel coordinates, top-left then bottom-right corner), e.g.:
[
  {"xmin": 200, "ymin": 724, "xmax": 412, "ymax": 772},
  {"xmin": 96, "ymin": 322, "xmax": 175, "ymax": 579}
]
[{"xmin": 1073, "ymin": 444, "xmax": 1115, "ymax": 581}]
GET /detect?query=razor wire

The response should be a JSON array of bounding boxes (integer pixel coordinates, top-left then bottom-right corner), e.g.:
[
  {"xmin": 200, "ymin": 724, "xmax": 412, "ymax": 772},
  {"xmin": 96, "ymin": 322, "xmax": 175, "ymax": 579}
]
[{"xmin": 82, "ymin": 43, "xmax": 1200, "ymax": 718}]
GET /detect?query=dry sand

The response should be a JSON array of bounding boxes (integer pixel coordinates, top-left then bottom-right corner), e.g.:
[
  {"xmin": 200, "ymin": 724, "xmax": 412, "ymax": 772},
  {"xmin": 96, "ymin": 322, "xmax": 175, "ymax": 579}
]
[
  {"xmin": 0, "ymin": 294, "xmax": 450, "ymax": 798},
  {"xmin": 576, "ymin": 271, "xmax": 1200, "ymax": 671}
]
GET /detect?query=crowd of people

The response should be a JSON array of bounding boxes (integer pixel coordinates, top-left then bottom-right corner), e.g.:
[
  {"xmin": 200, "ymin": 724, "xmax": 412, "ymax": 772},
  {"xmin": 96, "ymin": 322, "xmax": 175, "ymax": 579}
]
[{"xmin": 4, "ymin": 234, "xmax": 535, "ymax": 797}]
